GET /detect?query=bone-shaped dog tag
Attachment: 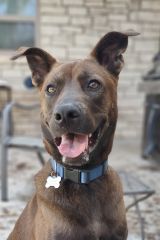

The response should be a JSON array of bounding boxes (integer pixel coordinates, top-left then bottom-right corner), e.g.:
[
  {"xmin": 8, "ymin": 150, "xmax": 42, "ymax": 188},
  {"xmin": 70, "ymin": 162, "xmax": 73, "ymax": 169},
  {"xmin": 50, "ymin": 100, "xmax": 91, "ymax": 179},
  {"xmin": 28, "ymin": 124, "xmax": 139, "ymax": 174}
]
[{"xmin": 45, "ymin": 176, "xmax": 61, "ymax": 189}]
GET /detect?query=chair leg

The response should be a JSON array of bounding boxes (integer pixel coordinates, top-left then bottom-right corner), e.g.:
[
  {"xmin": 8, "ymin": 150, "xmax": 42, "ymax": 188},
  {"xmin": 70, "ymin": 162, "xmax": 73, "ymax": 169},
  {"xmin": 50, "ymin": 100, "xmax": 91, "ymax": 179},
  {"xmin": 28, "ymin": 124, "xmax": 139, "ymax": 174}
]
[
  {"xmin": 1, "ymin": 144, "xmax": 8, "ymax": 201},
  {"xmin": 36, "ymin": 149, "xmax": 45, "ymax": 165},
  {"xmin": 135, "ymin": 201, "xmax": 145, "ymax": 240}
]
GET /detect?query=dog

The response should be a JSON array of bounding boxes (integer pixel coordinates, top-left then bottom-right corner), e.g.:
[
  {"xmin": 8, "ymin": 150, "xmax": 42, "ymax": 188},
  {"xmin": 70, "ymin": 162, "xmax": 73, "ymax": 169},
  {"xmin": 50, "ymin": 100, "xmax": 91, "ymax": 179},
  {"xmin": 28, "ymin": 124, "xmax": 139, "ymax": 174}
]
[{"xmin": 8, "ymin": 30, "xmax": 139, "ymax": 240}]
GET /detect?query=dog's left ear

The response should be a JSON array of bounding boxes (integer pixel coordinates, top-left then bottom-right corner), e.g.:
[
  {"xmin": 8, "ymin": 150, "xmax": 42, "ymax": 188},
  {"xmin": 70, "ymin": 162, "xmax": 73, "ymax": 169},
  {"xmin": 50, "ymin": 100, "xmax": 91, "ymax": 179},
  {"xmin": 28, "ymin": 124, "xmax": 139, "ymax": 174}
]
[
  {"xmin": 11, "ymin": 47, "xmax": 56, "ymax": 87},
  {"xmin": 91, "ymin": 30, "xmax": 139, "ymax": 76}
]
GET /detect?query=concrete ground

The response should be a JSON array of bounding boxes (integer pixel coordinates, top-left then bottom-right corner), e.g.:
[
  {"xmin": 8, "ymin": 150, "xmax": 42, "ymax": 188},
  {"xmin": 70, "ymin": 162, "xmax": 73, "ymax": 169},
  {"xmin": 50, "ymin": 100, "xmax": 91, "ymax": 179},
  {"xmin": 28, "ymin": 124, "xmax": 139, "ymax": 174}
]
[{"xmin": 0, "ymin": 138, "xmax": 160, "ymax": 240}]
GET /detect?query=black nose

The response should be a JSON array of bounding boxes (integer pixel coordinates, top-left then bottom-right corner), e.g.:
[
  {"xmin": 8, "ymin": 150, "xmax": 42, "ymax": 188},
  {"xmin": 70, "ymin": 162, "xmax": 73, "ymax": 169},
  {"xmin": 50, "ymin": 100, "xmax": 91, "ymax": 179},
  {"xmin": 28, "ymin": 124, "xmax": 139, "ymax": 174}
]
[{"xmin": 54, "ymin": 103, "xmax": 81, "ymax": 124}]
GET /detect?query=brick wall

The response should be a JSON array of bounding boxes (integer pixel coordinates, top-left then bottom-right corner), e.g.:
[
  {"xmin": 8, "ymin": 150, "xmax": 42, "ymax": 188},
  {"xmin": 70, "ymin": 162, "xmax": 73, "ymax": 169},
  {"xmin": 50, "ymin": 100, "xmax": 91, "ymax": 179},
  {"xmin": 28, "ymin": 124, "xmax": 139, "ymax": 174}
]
[{"xmin": 0, "ymin": 0, "xmax": 160, "ymax": 139}]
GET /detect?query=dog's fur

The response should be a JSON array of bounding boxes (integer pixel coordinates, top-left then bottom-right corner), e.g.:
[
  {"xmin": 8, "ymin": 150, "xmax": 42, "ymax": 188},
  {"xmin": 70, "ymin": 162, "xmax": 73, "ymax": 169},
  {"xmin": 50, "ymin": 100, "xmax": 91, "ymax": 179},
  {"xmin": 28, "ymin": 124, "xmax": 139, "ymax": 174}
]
[{"xmin": 8, "ymin": 31, "xmax": 138, "ymax": 240}]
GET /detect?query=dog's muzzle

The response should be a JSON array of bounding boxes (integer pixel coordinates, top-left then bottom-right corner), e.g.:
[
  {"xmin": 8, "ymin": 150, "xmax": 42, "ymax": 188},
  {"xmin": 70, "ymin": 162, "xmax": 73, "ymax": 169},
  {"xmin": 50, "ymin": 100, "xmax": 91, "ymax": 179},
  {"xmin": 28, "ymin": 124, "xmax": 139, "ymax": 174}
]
[{"xmin": 51, "ymin": 102, "xmax": 107, "ymax": 164}]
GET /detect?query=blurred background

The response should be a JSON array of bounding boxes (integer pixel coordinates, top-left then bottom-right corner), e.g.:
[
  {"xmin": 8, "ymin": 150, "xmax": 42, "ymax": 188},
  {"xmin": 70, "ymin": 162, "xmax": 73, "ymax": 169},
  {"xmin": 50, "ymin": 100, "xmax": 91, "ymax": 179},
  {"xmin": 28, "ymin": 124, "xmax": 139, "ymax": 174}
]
[
  {"xmin": 0, "ymin": 0, "xmax": 160, "ymax": 139},
  {"xmin": 0, "ymin": 0, "xmax": 160, "ymax": 239}
]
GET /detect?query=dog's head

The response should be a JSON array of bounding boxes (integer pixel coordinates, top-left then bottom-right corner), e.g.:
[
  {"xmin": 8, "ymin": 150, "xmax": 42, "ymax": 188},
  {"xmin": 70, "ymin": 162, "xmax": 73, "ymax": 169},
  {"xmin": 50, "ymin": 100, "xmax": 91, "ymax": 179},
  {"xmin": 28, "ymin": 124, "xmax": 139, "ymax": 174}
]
[{"xmin": 12, "ymin": 31, "xmax": 139, "ymax": 167}]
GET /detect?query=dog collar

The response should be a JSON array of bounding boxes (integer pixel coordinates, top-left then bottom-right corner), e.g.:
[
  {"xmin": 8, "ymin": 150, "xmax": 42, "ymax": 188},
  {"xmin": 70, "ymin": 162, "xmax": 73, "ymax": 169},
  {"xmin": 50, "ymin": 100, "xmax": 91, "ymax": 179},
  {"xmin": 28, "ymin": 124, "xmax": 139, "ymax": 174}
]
[{"xmin": 50, "ymin": 158, "xmax": 108, "ymax": 184}]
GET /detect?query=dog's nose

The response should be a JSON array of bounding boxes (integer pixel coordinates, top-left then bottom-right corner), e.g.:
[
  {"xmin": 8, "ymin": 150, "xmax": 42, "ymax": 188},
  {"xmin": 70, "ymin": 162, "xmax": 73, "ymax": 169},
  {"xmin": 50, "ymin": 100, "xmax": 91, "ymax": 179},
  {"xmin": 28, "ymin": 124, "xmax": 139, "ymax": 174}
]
[{"xmin": 54, "ymin": 104, "xmax": 81, "ymax": 124}]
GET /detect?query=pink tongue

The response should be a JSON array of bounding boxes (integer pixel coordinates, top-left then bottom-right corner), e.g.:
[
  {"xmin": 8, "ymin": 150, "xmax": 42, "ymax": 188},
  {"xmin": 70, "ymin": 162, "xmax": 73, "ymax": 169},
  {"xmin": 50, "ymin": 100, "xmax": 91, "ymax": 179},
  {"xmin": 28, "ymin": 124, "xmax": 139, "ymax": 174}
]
[{"xmin": 57, "ymin": 134, "xmax": 88, "ymax": 158}]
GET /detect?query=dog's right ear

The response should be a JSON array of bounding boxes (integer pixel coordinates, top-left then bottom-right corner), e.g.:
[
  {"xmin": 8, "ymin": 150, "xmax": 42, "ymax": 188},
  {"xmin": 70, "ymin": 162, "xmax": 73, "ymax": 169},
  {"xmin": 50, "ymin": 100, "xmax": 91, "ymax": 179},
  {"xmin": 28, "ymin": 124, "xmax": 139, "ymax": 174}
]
[{"xmin": 11, "ymin": 47, "xmax": 56, "ymax": 87}]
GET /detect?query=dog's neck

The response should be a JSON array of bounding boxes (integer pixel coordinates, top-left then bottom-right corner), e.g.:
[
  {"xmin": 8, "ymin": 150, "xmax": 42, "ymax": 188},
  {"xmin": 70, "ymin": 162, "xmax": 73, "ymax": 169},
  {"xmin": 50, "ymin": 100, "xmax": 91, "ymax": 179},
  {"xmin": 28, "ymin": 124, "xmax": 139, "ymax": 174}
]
[{"xmin": 50, "ymin": 158, "xmax": 108, "ymax": 184}]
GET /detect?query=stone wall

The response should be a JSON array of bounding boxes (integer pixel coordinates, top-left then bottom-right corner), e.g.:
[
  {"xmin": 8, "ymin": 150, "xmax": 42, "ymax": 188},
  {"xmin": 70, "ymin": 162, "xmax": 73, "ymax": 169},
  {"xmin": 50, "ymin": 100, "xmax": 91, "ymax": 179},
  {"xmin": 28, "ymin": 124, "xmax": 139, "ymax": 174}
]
[{"xmin": 0, "ymin": 0, "xmax": 160, "ymax": 139}]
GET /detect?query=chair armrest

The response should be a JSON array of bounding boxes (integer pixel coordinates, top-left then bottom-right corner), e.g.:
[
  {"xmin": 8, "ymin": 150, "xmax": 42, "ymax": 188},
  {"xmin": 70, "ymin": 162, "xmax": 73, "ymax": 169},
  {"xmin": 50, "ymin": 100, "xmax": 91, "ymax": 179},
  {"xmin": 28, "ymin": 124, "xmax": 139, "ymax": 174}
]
[
  {"xmin": 1, "ymin": 101, "xmax": 15, "ymax": 141},
  {"xmin": 13, "ymin": 102, "xmax": 40, "ymax": 110},
  {"xmin": 1, "ymin": 101, "xmax": 40, "ymax": 142}
]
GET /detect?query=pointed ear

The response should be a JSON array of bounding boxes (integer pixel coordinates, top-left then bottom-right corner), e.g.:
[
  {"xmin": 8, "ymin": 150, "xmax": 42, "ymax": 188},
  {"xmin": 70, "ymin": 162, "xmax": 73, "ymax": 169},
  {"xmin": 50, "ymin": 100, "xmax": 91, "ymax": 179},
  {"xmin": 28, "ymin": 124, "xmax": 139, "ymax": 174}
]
[
  {"xmin": 11, "ymin": 47, "xmax": 56, "ymax": 87},
  {"xmin": 91, "ymin": 30, "xmax": 140, "ymax": 76}
]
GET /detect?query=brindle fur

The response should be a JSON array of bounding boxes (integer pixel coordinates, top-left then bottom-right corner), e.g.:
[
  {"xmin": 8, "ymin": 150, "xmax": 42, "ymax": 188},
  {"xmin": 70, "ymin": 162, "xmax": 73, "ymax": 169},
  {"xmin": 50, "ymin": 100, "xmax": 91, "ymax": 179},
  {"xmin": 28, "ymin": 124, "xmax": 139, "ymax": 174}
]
[{"xmin": 8, "ymin": 31, "xmax": 139, "ymax": 240}]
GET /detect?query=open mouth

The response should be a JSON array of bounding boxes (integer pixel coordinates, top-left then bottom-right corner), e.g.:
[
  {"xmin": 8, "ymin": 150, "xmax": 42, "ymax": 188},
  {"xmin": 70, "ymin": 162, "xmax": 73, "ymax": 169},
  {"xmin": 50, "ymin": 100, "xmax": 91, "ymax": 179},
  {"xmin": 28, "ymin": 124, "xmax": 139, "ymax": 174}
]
[{"xmin": 54, "ymin": 122, "xmax": 104, "ymax": 160}]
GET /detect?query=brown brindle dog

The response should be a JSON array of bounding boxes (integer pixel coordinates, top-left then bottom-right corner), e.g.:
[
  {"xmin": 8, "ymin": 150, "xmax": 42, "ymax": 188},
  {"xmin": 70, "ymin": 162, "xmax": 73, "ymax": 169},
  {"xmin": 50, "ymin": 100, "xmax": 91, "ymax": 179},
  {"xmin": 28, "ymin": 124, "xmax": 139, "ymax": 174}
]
[{"xmin": 8, "ymin": 31, "xmax": 139, "ymax": 240}]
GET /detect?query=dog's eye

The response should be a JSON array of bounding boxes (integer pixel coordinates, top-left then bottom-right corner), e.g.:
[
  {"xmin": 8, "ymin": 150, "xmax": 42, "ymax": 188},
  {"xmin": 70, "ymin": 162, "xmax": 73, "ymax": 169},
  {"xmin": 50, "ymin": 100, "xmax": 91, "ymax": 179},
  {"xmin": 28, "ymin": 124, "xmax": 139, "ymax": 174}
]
[
  {"xmin": 88, "ymin": 79, "xmax": 101, "ymax": 90},
  {"xmin": 46, "ymin": 85, "xmax": 56, "ymax": 94}
]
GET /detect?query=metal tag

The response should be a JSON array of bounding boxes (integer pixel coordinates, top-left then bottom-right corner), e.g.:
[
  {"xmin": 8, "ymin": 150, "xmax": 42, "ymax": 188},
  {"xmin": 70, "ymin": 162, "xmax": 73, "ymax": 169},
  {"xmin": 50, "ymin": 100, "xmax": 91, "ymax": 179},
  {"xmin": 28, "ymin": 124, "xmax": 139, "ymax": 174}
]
[{"xmin": 45, "ymin": 175, "xmax": 61, "ymax": 189}]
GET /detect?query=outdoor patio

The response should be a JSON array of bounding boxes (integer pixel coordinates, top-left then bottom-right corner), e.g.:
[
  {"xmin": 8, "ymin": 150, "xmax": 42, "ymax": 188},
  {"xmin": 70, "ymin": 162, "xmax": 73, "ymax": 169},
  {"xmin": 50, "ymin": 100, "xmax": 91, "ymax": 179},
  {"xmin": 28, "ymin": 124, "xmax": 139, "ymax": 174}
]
[
  {"xmin": 0, "ymin": 0, "xmax": 160, "ymax": 239},
  {"xmin": 0, "ymin": 136, "xmax": 159, "ymax": 240}
]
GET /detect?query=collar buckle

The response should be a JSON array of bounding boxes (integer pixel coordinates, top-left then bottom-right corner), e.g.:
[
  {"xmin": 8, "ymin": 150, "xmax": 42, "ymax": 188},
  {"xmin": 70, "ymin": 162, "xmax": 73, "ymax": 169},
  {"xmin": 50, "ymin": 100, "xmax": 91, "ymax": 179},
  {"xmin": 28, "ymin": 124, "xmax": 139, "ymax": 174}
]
[{"xmin": 64, "ymin": 167, "xmax": 80, "ymax": 183}]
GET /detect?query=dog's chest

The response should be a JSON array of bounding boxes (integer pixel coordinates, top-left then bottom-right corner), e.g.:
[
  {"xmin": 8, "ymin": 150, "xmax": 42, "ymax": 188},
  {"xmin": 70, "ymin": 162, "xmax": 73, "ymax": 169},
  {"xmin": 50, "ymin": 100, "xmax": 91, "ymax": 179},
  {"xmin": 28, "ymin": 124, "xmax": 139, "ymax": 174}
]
[
  {"xmin": 40, "ymin": 194, "xmax": 109, "ymax": 240},
  {"xmin": 51, "ymin": 204, "xmax": 110, "ymax": 240},
  {"xmin": 36, "ymin": 169, "xmax": 122, "ymax": 240},
  {"xmin": 53, "ymin": 218, "xmax": 109, "ymax": 240}
]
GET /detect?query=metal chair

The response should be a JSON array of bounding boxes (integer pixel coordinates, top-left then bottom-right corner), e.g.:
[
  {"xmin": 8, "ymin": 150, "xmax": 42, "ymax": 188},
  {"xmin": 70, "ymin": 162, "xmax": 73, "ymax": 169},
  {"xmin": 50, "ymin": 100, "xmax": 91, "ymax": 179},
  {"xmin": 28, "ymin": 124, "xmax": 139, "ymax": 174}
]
[
  {"xmin": 0, "ymin": 101, "xmax": 45, "ymax": 201},
  {"xmin": 119, "ymin": 171, "xmax": 155, "ymax": 240},
  {"xmin": 0, "ymin": 80, "xmax": 12, "ymax": 117},
  {"xmin": 142, "ymin": 103, "xmax": 160, "ymax": 158}
]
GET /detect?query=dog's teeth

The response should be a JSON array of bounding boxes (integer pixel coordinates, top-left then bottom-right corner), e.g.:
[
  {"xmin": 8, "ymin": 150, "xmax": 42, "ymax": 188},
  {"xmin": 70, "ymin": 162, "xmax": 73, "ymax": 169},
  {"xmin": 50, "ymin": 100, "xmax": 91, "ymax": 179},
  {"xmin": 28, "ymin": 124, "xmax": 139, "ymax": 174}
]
[
  {"xmin": 83, "ymin": 150, "xmax": 89, "ymax": 162},
  {"xmin": 62, "ymin": 156, "xmax": 66, "ymax": 163},
  {"xmin": 89, "ymin": 134, "xmax": 92, "ymax": 138}
]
